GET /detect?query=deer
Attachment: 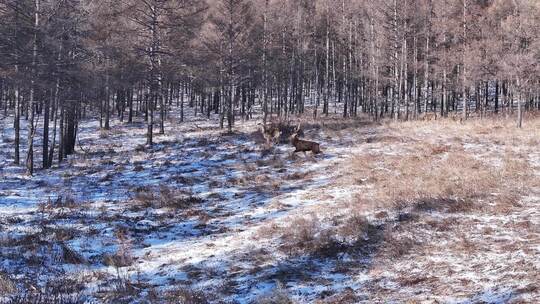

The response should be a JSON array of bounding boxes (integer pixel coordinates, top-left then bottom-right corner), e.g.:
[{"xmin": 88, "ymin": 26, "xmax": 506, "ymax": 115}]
[
  {"xmin": 290, "ymin": 125, "xmax": 321, "ymax": 154},
  {"xmin": 419, "ymin": 112, "xmax": 437, "ymax": 121},
  {"xmin": 259, "ymin": 123, "xmax": 282, "ymax": 148},
  {"xmin": 449, "ymin": 113, "xmax": 464, "ymax": 123}
]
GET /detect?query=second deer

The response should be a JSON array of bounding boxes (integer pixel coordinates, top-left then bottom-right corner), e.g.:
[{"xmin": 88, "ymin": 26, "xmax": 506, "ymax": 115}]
[{"xmin": 290, "ymin": 125, "xmax": 321, "ymax": 154}]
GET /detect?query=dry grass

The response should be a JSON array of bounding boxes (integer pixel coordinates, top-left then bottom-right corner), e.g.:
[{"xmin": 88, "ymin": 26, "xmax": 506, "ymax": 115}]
[
  {"xmin": 378, "ymin": 233, "xmax": 418, "ymax": 259},
  {"xmin": 353, "ymin": 116, "xmax": 539, "ymax": 300},
  {"xmin": 266, "ymin": 115, "xmax": 539, "ymax": 268},
  {"xmin": 2, "ymin": 114, "xmax": 538, "ymax": 303},
  {"xmin": 98, "ymin": 130, "xmax": 108, "ymax": 139},
  {"xmin": 350, "ymin": 140, "xmax": 533, "ymax": 214},
  {"xmin": 277, "ymin": 213, "xmax": 333, "ymax": 255},
  {"xmin": 103, "ymin": 226, "xmax": 133, "ymax": 268},
  {"xmin": 394, "ymin": 114, "xmax": 540, "ymax": 147},
  {"xmin": 38, "ymin": 195, "xmax": 77, "ymax": 211},
  {"xmin": 59, "ymin": 242, "xmax": 86, "ymax": 265},
  {"xmin": 3, "ymin": 274, "xmax": 87, "ymax": 304},
  {"xmin": 257, "ymin": 283, "xmax": 295, "ymax": 304},
  {"xmin": 314, "ymin": 288, "xmax": 359, "ymax": 304},
  {"xmin": 97, "ymin": 274, "xmax": 140, "ymax": 303},
  {"xmin": 0, "ymin": 271, "xmax": 15, "ymax": 295},
  {"xmin": 268, "ymin": 210, "xmax": 370, "ymax": 257},
  {"xmin": 154, "ymin": 286, "xmax": 210, "ymax": 304},
  {"xmin": 6, "ymin": 293, "xmax": 86, "ymax": 304},
  {"xmin": 131, "ymin": 186, "xmax": 203, "ymax": 210},
  {"xmin": 47, "ymin": 227, "xmax": 78, "ymax": 242}
]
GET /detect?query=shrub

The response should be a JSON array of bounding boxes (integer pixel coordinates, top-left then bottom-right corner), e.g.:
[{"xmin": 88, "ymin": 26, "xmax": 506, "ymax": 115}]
[
  {"xmin": 161, "ymin": 287, "xmax": 209, "ymax": 304},
  {"xmin": 0, "ymin": 271, "xmax": 15, "ymax": 295},
  {"xmin": 277, "ymin": 212, "xmax": 370, "ymax": 257}
]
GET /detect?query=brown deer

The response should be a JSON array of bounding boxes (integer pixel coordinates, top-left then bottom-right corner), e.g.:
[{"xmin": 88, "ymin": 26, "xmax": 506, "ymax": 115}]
[
  {"xmin": 419, "ymin": 112, "xmax": 437, "ymax": 121},
  {"xmin": 259, "ymin": 123, "xmax": 281, "ymax": 147},
  {"xmin": 449, "ymin": 113, "xmax": 464, "ymax": 123},
  {"xmin": 290, "ymin": 125, "xmax": 321, "ymax": 154}
]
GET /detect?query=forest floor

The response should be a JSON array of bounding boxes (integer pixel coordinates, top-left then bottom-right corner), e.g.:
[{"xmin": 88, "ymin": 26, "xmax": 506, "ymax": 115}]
[{"xmin": 0, "ymin": 110, "xmax": 539, "ymax": 304}]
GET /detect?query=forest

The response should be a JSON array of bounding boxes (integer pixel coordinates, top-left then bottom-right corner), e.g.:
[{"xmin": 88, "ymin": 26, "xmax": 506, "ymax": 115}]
[
  {"xmin": 0, "ymin": 0, "xmax": 539, "ymax": 303},
  {"xmin": 0, "ymin": 0, "xmax": 538, "ymax": 173}
]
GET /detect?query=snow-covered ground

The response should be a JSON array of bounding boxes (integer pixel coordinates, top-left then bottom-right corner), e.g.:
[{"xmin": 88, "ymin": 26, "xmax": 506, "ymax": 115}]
[{"xmin": 0, "ymin": 109, "xmax": 539, "ymax": 303}]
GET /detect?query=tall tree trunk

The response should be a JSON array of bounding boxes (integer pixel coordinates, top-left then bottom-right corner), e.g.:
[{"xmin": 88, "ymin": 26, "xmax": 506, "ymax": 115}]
[
  {"xmin": 104, "ymin": 73, "xmax": 110, "ymax": 130},
  {"xmin": 181, "ymin": 82, "xmax": 185, "ymax": 122},
  {"xmin": 262, "ymin": 0, "xmax": 269, "ymax": 125},
  {"xmin": 42, "ymin": 91, "xmax": 49, "ymax": 169},
  {"xmin": 495, "ymin": 80, "xmax": 499, "ymax": 114},
  {"xmin": 14, "ymin": 85, "xmax": 20, "ymax": 165},
  {"xmin": 403, "ymin": 38, "xmax": 409, "ymax": 121},
  {"xmin": 128, "ymin": 87, "xmax": 133, "ymax": 123},
  {"xmin": 413, "ymin": 35, "xmax": 418, "ymax": 119},
  {"xmin": 423, "ymin": 0, "xmax": 432, "ymax": 114},
  {"xmin": 461, "ymin": 0, "xmax": 468, "ymax": 120},
  {"xmin": 26, "ymin": 0, "xmax": 40, "ymax": 176},
  {"xmin": 159, "ymin": 95, "xmax": 165, "ymax": 134},
  {"xmin": 147, "ymin": 95, "xmax": 154, "ymax": 145},
  {"xmin": 517, "ymin": 79, "xmax": 523, "ymax": 128},
  {"xmin": 48, "ymin": 81, "xmax": 59, "ymax": 166},
  {"xmin": 58, "ymin": 97, "xmax": 64, "ymax": 162},
  {"xmin": 324, "ymin": 1, "xmax": 330, "ymax": 116}
]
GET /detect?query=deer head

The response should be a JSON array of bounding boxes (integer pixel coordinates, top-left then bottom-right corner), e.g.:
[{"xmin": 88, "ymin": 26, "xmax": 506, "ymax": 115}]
[{"xmin": 289, "ymin": 124, "xmax": 301, "ymax": 144}]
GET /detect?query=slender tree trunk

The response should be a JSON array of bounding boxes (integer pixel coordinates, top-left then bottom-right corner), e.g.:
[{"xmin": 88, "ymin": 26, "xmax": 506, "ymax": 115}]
[
  {"xmin": 42, "ymin": 92, "xmax": 49, "ymax": 169},
  {"xmin": 181, "ymin": 82, "xmax": 185, "ymax": 122},
  {"xmin": 104, "ymin": 72, "xmax": 110, "ymax": 130},
  {"xmin": 159, "ymin": 95, "xmax": 165, "ymax": 134},
  {"xmin": 48, "ymin": 82, "xmax": 59, "ymax": 166},
  {"xmin": 147, "ymin": 95, "xmax": 154, "ymax": 145},
  {"xmin": 442, "ymin": 67, "xmax": 447, "ymax": 117},
  {"xmin": 58, "ymin": 96, "xmax": 64, "ymax": 162},
  {"xmin": 517, "ymin": 79, "xmax": 523, "ymax": 128},
  {"xmin": 324, "ymin": 2, "xmax": 330, "ymax": 116},
  {"xmin": 495, "ymin": 80, "xmax": 499, "ymax": 114},
  {"xmin": 262, "ymin": 0, "xmax": 269, "ymax": 125},
  {"xmin": 26, "ymin": 0, "xmax": 40, "ymax": 176},
  {"xmin": 423, "ymin": 0, "xmax": 432, "ymax": 114},
  {"xmin": 14, "ymin": 85, "xmax": 20, "ymax": 165},
  {"xmin": 128, "ymin": 87, "xmax": 133, "ymax": 123},
  {"xmin": 404, "ymin": 38, "xmax": 409, "ymax": 121},
  {"xmin": 462, "ymin": 0, "xmax": 468, "ymax": 120}
]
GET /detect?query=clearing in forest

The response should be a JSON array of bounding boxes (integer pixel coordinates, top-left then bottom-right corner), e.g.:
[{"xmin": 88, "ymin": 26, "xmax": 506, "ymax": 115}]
[{"xmin": 0, "ymin": 113, "xmax": 539, "ymax": 303}]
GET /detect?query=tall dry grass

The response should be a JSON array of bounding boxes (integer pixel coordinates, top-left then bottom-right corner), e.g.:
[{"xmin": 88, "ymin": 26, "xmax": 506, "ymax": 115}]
[
  {"xmin": 351, "ymin": 150, "xmax": 532, "ymax": 212},
  {"xmin": 268, "ymin": 115, "xmax": 539, "ymax": 258},
  {"xmin": 356, "ymin": 115, "xmax": 538, "ymax": 209}
]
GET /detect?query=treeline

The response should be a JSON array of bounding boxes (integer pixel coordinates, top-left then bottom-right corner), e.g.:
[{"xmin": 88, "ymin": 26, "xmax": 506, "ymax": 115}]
[{"xmin": 0, "ymin": 0, "xmax": 539, "ymax": 174}]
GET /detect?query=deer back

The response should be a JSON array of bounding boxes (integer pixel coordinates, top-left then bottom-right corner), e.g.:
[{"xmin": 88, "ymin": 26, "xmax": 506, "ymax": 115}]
[{"xmin": 292, "ymin": 136, "xmax": 321, "ymax": 154}]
